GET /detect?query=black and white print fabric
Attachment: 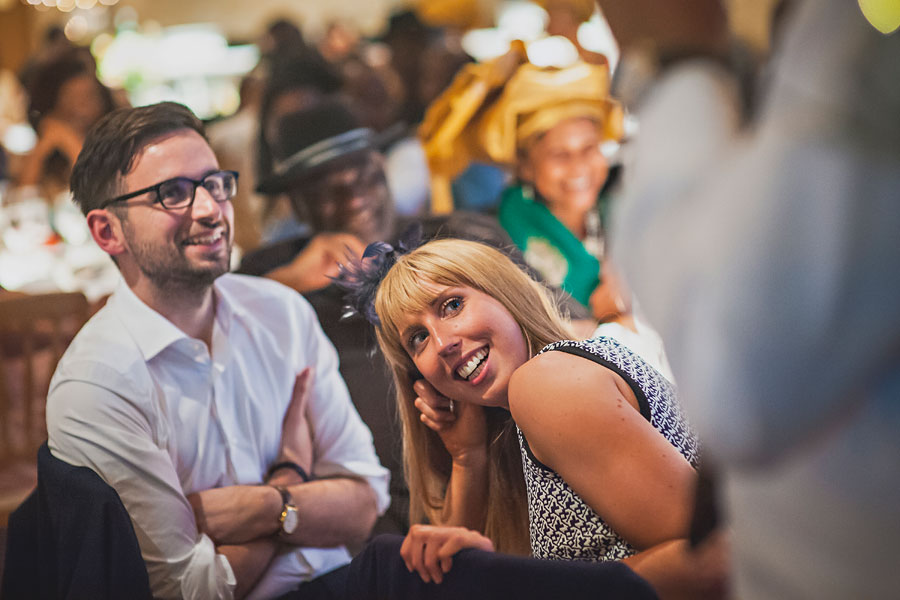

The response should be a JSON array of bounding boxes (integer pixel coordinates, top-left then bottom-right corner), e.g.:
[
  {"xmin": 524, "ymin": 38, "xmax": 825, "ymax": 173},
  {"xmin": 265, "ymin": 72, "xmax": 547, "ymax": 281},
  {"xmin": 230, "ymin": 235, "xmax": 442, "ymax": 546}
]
[{"xmin": 518, "ymin": 336, "xmax": 700, "ymax": 562}]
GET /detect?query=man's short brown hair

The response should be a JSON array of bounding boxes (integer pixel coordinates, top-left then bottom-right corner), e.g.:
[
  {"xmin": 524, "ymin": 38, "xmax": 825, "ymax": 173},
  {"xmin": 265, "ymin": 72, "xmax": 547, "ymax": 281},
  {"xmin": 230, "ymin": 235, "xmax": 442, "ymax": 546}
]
[{"xmin": 70, "ymin": 101, "xmax": 205, "ymax": 215}]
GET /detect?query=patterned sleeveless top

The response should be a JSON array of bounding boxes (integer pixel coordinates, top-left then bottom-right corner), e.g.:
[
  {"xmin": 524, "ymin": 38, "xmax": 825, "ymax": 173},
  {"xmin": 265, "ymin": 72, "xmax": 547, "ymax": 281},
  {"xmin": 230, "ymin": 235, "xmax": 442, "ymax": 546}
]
[{"xmin": 517, "ymin": 336, "xmax": 700, "ymax": 561}]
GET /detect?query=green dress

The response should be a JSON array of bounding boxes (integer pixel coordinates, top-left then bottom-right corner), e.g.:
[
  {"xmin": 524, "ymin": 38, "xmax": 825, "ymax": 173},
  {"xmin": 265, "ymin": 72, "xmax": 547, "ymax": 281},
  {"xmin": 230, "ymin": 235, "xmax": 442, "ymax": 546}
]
[{"xmin": 498, "ymin": 184, "xmax": 606, "ymax": 307}]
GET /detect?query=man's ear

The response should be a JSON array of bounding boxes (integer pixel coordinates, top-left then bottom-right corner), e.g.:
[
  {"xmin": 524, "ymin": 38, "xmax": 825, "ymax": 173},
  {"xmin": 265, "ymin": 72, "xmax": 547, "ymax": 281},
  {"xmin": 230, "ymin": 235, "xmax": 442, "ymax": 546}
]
[{"xmin": 86, "ymin": 209, "xmax": 127, "ymax": 258}]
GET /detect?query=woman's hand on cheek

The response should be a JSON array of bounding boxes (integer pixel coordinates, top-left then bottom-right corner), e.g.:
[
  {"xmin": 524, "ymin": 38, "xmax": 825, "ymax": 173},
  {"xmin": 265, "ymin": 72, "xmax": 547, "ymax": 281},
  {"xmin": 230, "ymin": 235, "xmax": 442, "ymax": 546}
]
[{"xmin": 413, "ymin": 380, "xmax": 488, "ymax": 465}]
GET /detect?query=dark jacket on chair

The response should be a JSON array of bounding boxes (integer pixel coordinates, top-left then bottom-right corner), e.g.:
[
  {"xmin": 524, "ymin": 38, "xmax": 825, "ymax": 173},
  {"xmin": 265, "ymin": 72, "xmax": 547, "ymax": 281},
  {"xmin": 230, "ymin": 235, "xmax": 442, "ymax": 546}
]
[{"xmin": 1, "ymin": 443, "xmax": 151, "ymax": 600}]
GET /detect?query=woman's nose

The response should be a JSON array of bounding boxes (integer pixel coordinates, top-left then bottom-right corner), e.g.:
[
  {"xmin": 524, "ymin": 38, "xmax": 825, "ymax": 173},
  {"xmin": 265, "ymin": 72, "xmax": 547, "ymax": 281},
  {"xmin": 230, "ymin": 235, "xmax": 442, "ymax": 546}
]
[{"xmin": 434, "ymin": 328, "xmax": 461, "ymax": 357}]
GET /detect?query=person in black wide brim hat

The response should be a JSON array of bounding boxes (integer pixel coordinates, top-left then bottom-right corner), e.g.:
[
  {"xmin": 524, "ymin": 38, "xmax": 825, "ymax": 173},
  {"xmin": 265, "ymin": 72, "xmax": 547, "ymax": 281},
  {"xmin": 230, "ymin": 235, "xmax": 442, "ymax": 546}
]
[{"xmin": 242, "ymin": 99, "xmax": 512, "ymax": 293}]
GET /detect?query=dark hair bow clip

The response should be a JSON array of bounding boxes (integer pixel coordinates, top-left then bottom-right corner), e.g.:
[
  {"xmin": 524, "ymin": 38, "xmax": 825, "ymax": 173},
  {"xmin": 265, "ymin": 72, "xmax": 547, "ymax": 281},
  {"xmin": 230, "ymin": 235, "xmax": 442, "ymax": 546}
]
[{"xmin": 335, "ymin": 223, "xmax": 424, "ymax": 326}]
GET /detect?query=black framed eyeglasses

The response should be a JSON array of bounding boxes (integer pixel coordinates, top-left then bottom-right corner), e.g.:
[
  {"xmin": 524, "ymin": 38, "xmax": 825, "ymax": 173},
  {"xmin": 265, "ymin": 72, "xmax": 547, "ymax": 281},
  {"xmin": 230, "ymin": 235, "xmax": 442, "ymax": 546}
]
[{"xmin": 100, "ymin": 170, "xmax": 239, "ymax": 210}]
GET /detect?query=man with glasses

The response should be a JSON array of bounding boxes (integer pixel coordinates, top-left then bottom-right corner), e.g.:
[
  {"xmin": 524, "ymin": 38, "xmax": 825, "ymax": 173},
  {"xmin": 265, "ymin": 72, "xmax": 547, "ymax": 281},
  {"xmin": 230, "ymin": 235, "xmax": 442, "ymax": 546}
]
[{"xmin": 45, "ymin": 102, "xmax": 389, "ymax": 600}]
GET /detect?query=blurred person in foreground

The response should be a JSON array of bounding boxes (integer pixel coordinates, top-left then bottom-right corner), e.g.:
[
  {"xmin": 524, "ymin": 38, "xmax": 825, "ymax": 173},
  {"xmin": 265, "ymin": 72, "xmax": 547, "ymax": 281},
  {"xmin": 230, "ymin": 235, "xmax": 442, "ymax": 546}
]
[
  {"xmin": 600, "ymin": 0, "xmax": 900, "ymax": 597},
  {"xmin": 46, "ymin": 101, "xmax": 388, "ymax": 599}
]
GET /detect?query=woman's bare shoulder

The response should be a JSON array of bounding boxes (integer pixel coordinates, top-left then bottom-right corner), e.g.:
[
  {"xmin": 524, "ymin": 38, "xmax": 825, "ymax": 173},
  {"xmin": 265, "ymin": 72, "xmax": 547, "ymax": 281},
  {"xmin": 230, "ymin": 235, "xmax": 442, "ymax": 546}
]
[{"xmin": 509, "ymin": 348, "xmax": 627, "ymax": 431}]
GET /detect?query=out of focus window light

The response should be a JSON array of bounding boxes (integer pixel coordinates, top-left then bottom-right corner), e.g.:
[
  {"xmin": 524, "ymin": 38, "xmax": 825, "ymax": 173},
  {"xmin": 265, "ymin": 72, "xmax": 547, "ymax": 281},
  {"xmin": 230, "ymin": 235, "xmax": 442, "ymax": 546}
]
[
  {"xmin": 2, "ymin": 124, "xmax": 38, "ymax": 155},
  {"xmin": 90, "ymin": 32, "xmax": 114, "ymax": 56},
  {"xmin": 461, "ymin": 28, "xmax": 511, "ymax": 61},
  {"xmin": 623, "ymin": 113, "xmax": 640, "ymax": 138},
  {"xmin": 96, "ymin": 25, "xmax": 259, "ymax": 119},
  {"xmin": 496, "ymin": 1, "xmax": 547, "ymax": 41},
  {"xmin": 577, "ymin": 14, "xmax": 619, "ymax": 70},
  {"xmin": 462, "ymin": 0, "xmax": 547, "ymax": 61},
  {"xmin": 64, "ymin": 15, "xmax": 89, "ymax": 41},
  {"xmin": 526, "ymin": 35, "xmax": 579, "ymax": 67},
  {"xmin": 600, "ymin": 140, "xmax": 620, "ymax": 161},
  {"xmin": 113, "ymin": 5, "xmax": 138, "ymax": 29},
  {"xmin": 460, "ymin": 1, "xmax": 617, "ymax": 69}
]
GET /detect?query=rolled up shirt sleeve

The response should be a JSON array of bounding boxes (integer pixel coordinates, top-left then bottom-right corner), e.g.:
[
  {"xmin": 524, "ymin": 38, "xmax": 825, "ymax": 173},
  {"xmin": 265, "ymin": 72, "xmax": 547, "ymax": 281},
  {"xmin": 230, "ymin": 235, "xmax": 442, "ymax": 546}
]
[{"xmin": 47, "ymin": 373, "xmax": 237, "ymax": 600}]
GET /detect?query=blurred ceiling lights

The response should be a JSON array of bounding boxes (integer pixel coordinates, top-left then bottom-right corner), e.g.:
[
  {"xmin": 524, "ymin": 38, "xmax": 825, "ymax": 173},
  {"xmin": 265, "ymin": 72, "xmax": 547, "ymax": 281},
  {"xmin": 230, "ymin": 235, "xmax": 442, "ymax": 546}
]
[
  {"xmin": 20, "ymin": 0, "xmax": 118, "ymax": 8},
  {"xmin": 462, "ymin": 1, "xmax": 618, "ymax": 70},
  {"xmin": 20, "ymin": 0, "xmax": 119, "ymax": 40}
]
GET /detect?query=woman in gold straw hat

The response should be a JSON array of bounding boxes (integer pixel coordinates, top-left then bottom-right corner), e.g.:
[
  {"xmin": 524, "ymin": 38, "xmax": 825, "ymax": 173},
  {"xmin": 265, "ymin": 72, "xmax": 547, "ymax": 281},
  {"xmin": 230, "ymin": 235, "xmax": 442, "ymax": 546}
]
[{"xmin": 420, "ymin": 44, "xmax": 627, "ymax": 321}]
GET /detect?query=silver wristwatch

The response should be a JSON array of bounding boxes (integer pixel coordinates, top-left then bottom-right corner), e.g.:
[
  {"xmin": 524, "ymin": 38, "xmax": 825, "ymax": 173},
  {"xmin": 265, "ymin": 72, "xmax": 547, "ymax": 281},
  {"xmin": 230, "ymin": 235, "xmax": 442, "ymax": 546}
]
[{"xmin": 274, "ymin": 485, "xmax": 299, "ymax": 536}]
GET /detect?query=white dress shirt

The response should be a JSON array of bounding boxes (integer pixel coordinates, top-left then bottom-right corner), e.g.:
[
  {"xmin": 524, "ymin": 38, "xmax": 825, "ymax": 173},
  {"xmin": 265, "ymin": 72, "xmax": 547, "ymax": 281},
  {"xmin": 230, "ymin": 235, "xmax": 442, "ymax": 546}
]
[
  {"xmin": 46, "ymin": 273, "xmax": 390, "ymax": 600},
  {"xmin": 613, "ymin": 1, "xmax": 900, "ymax": 597}
]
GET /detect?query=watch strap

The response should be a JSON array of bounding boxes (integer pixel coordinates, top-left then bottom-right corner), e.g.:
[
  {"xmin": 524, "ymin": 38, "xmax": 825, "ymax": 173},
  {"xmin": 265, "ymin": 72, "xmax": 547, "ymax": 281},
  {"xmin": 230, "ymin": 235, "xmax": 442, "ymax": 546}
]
[{"xmin": 274, "ymin": 485, "xmax": 292, "ymax": 508}]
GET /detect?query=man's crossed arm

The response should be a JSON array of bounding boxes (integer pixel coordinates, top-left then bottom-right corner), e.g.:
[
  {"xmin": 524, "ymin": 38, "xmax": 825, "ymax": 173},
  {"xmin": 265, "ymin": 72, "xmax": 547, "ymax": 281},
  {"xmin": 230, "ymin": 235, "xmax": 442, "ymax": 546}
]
[{"xmin": 187, "ymin": 369, "xmax": 379, "ymax": 598}]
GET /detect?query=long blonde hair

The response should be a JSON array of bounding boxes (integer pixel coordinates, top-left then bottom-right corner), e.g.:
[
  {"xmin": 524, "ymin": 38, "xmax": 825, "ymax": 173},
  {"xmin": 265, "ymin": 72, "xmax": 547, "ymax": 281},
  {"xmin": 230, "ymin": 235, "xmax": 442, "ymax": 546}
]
[{"xmin": 374, "ymin": 239, "xmax": 573, "ymax": 554}]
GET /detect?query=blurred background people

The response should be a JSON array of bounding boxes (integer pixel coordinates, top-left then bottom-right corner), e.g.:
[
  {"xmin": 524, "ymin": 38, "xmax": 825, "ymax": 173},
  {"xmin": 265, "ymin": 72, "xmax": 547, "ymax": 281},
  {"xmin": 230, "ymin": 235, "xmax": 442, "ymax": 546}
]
[
  {"xmin": 16, "ymin": 25, "xmax": 73, "ymax": 94},
  {"xmin": 18, "ymin": 53, "xmax": 115, "ymax": 196},
  {"xmin": 602, "ymin": 0, "xmax": 900, "ymax": 597},
  {"xmin": 419, "ymin": 44, "xmax": 671, "ymax": 363},
  {"xmin": 207, "ymin": 72, "xmax": 266, "ymax": 253},
  {"xmin": 493, "ymin": 62, "xmax": 622, "ymax": 312},
  {"xmin": 255, "ymin": 52, "xmax": 343, "ymax": 243}
]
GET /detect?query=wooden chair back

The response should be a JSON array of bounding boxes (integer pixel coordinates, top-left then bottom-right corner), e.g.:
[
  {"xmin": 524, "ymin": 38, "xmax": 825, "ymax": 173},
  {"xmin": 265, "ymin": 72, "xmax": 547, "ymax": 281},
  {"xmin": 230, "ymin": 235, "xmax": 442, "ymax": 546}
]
[{"xmin": 0, "ymin": 292, "xmax": 89, "ymax": 466}]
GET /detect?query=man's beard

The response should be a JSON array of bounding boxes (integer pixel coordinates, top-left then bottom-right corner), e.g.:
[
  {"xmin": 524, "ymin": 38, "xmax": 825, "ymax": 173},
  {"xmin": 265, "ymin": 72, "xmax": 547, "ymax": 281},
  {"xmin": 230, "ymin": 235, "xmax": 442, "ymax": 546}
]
[{"xmin": 125, "ymin": 225, "xmax": 231, "ymax": 295}]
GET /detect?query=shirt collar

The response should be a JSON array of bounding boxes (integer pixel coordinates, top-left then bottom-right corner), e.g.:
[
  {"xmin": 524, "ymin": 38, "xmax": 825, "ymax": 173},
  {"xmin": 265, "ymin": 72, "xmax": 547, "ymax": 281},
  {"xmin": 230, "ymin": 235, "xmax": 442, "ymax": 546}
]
[
  {"xmin": 107, "ymin": 279, "xmax": 187, "ymax": 361},
  {"xmin": 108, "ymin": 275, "xmax": 249, "ymax": 361}
]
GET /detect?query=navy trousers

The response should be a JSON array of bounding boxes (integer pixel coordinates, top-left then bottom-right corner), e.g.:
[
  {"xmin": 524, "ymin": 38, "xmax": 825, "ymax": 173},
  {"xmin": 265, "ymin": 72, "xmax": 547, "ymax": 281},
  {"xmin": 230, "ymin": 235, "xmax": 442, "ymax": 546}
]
[{"xmin": 337, "ymin": 534, "xmax": 659, "ymax": 600}]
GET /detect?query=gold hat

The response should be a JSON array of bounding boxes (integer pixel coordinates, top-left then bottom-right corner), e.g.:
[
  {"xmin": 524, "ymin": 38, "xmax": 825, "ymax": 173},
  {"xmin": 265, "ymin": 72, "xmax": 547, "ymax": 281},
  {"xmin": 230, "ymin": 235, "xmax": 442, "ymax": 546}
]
[
  {"xmin": 420, "ymin": 43, "xmax": 623, "ymax": 213},
  {"xmin": 415, "ymin": 0, "xmax": 494, "ymax": 30}
]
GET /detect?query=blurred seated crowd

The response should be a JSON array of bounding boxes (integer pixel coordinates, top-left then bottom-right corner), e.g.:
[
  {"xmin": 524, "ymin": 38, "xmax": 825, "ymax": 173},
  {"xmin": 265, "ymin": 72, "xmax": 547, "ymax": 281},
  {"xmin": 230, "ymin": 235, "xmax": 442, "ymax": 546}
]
[{"xmin": 2, "ymin": 0, "xmax": 898, "ymax": 599}]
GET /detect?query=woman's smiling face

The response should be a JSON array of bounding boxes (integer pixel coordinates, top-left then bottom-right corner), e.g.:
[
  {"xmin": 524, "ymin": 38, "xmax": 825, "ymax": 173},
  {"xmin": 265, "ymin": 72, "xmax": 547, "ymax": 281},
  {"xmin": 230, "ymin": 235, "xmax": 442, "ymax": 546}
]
[
  {"xmin": 521, "ymin": 116, "xmax": 609, "ymax": 214},
  {"xmin": 396, "ymin": 283, "xmax": 529, "ymax": 410}
]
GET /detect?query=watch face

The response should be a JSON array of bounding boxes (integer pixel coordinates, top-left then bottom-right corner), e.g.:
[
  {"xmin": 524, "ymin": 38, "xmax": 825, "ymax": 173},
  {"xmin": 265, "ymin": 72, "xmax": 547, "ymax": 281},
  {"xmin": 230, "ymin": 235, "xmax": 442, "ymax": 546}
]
[{"xmin": 283, "ymin": 507, "xmax": 299, "ymax": 534}]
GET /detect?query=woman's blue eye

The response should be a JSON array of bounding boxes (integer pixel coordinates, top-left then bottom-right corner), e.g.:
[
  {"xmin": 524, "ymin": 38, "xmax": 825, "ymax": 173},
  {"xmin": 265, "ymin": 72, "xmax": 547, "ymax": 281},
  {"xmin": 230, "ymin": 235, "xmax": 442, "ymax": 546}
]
[{"xmin": 442, "ymin": 297, "xmax": 463, "ymax": 316}]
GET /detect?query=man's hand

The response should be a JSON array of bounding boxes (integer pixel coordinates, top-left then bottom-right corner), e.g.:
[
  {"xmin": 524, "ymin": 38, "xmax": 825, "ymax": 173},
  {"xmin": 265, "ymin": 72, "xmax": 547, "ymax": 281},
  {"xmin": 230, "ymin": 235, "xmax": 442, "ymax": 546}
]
[
  {"xmin": 266, "ymin": 232, "xmax": 366, "ymax": 293},
  {"xmin": 400, "ymin": 524, "xmax": 494, "ymax": 584},
  {"xmin": 188, "ymin": 485, "xmax": 281, "ymax": 545},
  {"xmin": 188, "ymin": 370, "xmax": 317, "ymax": 544},
  {"xmin": 270, "ymin": 368, "xmax": 315, "ymax": 485}
]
